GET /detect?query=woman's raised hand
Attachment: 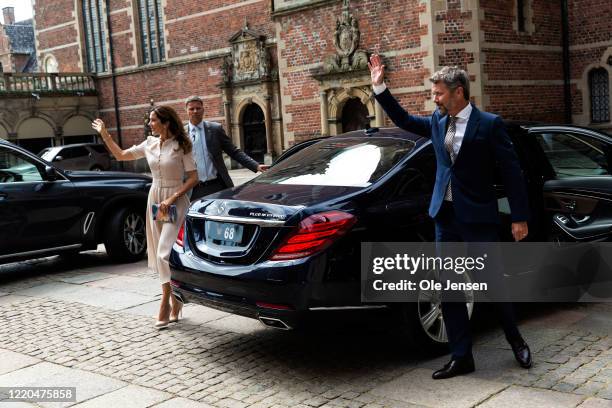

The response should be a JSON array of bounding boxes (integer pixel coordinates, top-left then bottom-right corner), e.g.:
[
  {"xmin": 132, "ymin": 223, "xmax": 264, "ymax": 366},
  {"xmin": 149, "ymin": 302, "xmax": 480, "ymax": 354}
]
[{"xmin": 92, "ymin": 119, "xmax": 107, "ymax": 135}]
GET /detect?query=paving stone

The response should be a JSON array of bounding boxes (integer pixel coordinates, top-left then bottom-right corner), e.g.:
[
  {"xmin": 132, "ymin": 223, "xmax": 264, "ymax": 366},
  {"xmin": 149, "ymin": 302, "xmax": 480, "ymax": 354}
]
[
  {"xmin": 86, "ymin": 275, "xmax": 161, "ymax": 297},
  {"xmin": 205, "ymin": 315, "xmax": 266, "ymax": 334},
  {"xmin": 152, "ymin": 397, "xmax": 215, "ymax": 408},
  {"xmin": 0, "ymin": 362, "xmax": 125, "ymax": 407},
  {"xmin": 58, "ymin": 272, "xmax": 112, "ymax": 284},
  {"xmin": 72, "ymin": 385, "xmax": 170, "ymax": 407},
  {"xmin": 0, "ymin": 349, "xmax": 40, "ymax": 375},
  {"xmin": 14, "ymin": 282, "xmax": 154, "ymax": 310},
  {"xmin": 369, "ymin": 368, "xmax": 506, "ymax": 408},
  {"xmin": 552, "ymin": 382, "xmax": 578, "ymax": 393},
  {"xmin": 578, "ymin": 397, "xmax": 612, "ymax": 408},
  {"xmin": 476, "ymin": 385, "xmax": 584, "ymax": 408},
  {"xmin": 597, "ymin": 384, "xmax": 612, "ymax": 400}
]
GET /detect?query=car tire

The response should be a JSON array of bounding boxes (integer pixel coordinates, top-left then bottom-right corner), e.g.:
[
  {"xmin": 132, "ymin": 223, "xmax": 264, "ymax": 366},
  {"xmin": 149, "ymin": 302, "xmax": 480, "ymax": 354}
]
[
  {"xmin": 104, "ymin": 207, "xmax": 147, "ymax": 262},
  {"xmin": 394, "ymin": 283, "xmax": 475, "ymax": 351}
]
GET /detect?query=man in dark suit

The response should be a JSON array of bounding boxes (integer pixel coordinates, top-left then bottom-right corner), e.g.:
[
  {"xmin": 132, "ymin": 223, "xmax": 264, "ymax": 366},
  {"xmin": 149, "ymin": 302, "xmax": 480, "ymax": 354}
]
[
  {"xmin": 368, "ymin": 55, "xmax": 532, "ymax": 379},
  {"xmin": 185, "ymin": 95, "xmax": 268, "ymax": 200}
]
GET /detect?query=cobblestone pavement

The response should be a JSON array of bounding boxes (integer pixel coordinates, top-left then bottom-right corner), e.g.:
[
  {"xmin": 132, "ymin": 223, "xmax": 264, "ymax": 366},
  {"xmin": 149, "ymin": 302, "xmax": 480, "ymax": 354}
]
[
  {"xmin": 1, "ymin": 171, "xmax": 611, "ymax": 407},
  {"xmin": 0, "ymin": 252, "xmax": 611, "ymax": 408}
]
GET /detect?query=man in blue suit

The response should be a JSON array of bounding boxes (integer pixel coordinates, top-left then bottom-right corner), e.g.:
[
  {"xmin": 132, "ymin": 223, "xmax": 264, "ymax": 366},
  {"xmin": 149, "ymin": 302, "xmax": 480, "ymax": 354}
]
[{"xmin": 368, "ymin": 54, "xmax": 532, "ymax": 379}]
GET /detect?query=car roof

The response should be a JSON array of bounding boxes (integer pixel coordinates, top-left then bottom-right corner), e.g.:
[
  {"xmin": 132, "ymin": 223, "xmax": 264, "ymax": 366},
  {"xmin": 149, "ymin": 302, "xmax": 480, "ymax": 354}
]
[{"xmin": 313, "ymin": 128, "xmax": 428, "ymax": 149}]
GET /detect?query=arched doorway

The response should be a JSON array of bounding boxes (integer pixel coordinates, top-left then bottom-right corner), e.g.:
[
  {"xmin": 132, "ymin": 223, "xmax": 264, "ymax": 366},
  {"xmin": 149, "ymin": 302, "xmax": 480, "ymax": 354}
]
[
  {"xmin": 242, "ymin": 103, "xmax": 266, "ymax": 163},
  {"xmin": 63, "ymin": 115, "xmax": 97, "ymax": 144},
  {"xmin": 17, "ymin": 117, "xmax": 55, "ymax": 154},
  {"xmin": 341, "ymin": 97, "xmax": 370, "ymax": 132}
]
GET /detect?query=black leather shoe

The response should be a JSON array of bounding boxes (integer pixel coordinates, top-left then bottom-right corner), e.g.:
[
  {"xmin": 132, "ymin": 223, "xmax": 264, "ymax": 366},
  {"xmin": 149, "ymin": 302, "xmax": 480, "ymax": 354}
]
[
  {"xmin": 510, "ymin": 339, "xmax": 532, "ymax": 368},
  {"xmin": 432, "ymin": 356, "xmax": 475, "ymax": 380}
]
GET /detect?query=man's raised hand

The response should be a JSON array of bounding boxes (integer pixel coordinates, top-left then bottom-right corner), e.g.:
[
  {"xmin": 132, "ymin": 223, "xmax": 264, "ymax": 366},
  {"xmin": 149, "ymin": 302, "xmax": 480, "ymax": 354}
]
[{"xmin": 368, "ymin": 54, "xmax": 385, "ymax": 86}]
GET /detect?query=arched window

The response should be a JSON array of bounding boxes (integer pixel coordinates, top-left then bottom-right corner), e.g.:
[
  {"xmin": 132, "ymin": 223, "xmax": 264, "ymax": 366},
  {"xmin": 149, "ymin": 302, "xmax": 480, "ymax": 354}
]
[
  {"xmin": 44, "ymin": 55, "xmax": 58, "ymax": 73},
  {"xmin": 589, "ymin": 68, "xmax": 610, "ymax": 123}
]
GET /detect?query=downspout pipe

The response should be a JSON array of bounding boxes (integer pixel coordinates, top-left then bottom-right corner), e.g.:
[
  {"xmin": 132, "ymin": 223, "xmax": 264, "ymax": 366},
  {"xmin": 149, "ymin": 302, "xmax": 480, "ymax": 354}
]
[
  {"xmin": 105, "ymin": 0, "xmax": 123, "ymax": 150},
  {"xmin": 561, "ymin": 0, "xmax": 572, "ymax": 124}
]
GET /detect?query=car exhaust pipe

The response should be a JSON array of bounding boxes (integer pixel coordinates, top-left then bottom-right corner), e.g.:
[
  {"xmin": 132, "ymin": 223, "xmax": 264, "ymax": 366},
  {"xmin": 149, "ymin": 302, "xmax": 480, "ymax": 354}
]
[{"xmin": 258, "ymin": 316, "xmax": 291, "ymax": 330}]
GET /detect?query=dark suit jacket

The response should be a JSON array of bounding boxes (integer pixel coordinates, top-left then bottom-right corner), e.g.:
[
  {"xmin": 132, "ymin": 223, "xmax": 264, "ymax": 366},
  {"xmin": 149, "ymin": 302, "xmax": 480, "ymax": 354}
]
[
  {"xmin": 187, "ymin": 121, "xmax": 259, "ymax": 188},
  {"xmin": 375, "ymin": 88, "xmax": 529, "ymax": 224}
]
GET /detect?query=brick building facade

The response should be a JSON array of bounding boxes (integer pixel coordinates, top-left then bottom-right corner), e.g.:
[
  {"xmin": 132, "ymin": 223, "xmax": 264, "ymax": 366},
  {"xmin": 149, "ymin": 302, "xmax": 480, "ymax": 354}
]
[{"xmin": 31, "ymin": 0, "xmax": 612, "ymax": 164}]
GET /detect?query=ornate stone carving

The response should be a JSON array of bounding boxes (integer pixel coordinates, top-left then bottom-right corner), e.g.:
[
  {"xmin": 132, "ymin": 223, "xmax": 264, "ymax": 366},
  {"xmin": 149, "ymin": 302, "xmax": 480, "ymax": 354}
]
[
  {"xmin": 324, "ymin": 0, "xmax": 368, "ymax": 73},
  {"xmin": 226, "ymin": 22, "xmax": 272, "ymax": 84}
]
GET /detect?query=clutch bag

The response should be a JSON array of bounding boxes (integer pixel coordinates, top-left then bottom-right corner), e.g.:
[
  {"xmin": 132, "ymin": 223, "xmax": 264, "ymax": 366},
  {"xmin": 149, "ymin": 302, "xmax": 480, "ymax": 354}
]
[{"xmin": 152, "ymin": 204, "xmax": 177, "ymax": 223}]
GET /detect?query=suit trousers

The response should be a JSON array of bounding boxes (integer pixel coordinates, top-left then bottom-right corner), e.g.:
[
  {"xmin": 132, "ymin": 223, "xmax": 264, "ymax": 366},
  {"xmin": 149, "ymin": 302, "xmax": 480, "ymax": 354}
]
[
  {"xmin": 435, "ymin": 201, "xmax": 521, "ymax": 358},
  {"xmin": 190, "ymin": 178, "xmax": 226, "ymax": 202}
]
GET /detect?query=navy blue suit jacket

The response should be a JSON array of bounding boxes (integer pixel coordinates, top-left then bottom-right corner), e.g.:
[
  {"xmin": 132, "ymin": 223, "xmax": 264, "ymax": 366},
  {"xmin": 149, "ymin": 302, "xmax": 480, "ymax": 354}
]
[{"xmin": 375, "ymin": 88, "xmax": 529, "ymax": 224}]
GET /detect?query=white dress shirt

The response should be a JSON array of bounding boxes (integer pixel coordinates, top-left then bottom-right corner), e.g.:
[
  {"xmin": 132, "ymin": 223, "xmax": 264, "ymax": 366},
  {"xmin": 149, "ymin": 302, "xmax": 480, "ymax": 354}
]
[{"xmin": 188, "ymin": 121, "xmax": 218, "ymax": 182}]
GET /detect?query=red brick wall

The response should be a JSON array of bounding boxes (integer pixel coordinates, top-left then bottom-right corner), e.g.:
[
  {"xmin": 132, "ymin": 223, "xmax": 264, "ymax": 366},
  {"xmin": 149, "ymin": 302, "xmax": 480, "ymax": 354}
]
[
  {"xmin": 480, "ymin": 0, "xmax": 564, "ymax": 122},
  {"xmin": 33, "ymin": 0, "xmax": 611, "ymax": 147},
  {"xmin": 37, "ymin": 25, "xmax": 78, "ymax": 50},
  {"xmin": 569, "ymin": 0, "xmax": 612, "ymax": 46},
  {"xmin": 35, "ymin": 0, "xmax": 75, "ymax": 28},
  {"xmin": 568, "ymin": 0, "xmax": 612, "ymax": 123},
  {"xmin": 110, "ymin": 34, "xmax": 135, "ymax": 68},
  {"xmin": 481, "ymin": 0, "xmax": 561, "ymax": 45},
  {"xmin": 50, "ymin": 46, "xmax": 82, "ymax": 72},
  {"xmin": 165, "ymin": 4, "xmax": 273, "ymax": 59},
  {"xmin": 486, "ymin": 85, "xmax": 565, "ymax": 123},
  {"xmin": 278, "ymin": 0, "xmax": 428, "ymax": 141},
  {"xmin": 34, "ymin": 0, "xmax": 81, "ymax": 72}
]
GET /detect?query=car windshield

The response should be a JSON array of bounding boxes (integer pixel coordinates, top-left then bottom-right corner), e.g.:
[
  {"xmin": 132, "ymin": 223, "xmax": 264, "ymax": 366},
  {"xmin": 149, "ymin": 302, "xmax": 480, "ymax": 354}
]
[{"xmin": 256, "ymin": 137, "xmax": 416, "ymax": 187}]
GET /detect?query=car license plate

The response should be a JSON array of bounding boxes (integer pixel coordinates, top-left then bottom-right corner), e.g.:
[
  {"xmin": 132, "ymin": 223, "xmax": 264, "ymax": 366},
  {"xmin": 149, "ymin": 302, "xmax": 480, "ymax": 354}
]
[{"xmin": 206, "ymin": 221, "xmax": 244, "ymax": 244}]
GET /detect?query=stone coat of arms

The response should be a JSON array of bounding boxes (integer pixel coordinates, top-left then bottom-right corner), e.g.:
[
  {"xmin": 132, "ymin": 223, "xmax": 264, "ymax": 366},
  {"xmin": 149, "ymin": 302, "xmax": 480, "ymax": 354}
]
[{"xmin": 324, "ymin": 0, "xmax": 368, "ymax": 73}]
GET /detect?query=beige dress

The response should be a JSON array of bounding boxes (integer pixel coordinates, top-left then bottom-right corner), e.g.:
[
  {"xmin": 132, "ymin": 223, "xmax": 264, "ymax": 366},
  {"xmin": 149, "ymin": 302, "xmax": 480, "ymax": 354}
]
[{"xmin": 126, "ymin": 136, "xmax": 196, "ymax": 283}]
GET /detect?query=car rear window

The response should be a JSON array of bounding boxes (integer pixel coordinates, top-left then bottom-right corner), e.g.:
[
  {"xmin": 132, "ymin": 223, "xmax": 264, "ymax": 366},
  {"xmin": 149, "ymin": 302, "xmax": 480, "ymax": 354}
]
[
  {"xmin": 256, "ymin": 137, "xmax": 416, "ymax": 187},
  {"xmin": 61, "ymin": 146, "xmax": 89, "ymax": 158},
  {"xmin": 89, "ymin": 144, "xmax": 108, "ymax": 154}
]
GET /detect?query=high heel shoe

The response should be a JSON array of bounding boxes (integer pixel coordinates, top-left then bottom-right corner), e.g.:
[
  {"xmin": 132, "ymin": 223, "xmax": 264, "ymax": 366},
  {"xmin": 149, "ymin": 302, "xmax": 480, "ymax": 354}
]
[
  {"xmin": 155, "ymin": 319, "xmax": 169, "ymax": 330},
  {"xmin": 156, "ymin": 302, "xmax": 171, "ymax": 329},
  {"xmin": 169, "ymin": 298, "xmax": 184, "ymax": 323}
]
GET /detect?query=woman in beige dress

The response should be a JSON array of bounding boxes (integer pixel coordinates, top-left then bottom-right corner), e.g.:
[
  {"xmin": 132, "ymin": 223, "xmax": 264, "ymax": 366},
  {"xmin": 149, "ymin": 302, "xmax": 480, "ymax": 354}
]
[{"xmin": 92, "ymin": 106, "xmax": 198, "ymax": 329}]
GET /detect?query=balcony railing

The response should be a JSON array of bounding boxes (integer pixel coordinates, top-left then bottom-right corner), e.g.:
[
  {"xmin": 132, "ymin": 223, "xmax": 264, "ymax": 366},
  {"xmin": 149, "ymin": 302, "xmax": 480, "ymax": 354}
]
[{"xmin": 0, "ymin": 73, "xmax": 96, "ymax": 94}]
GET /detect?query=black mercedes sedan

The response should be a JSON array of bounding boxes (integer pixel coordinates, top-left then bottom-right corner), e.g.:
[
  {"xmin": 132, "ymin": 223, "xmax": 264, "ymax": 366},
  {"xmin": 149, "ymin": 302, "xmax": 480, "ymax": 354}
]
[
  {"xmin": 0, "ymin": 139, "xmax": 150, "ymax": 264},
  {"xmin": 169, "ymin": 124, "xmax": 612, "ymax": 346}
]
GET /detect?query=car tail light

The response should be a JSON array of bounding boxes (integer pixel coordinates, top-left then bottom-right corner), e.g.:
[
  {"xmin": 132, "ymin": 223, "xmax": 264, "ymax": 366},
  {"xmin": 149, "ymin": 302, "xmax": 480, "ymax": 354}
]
[
  {"xmin": 270, "ymin": 210, "xmax": 356, "ymax": 261},
  {"xmin": 176, "ymin": 223, "xmax": 185, "ymax": 247}
]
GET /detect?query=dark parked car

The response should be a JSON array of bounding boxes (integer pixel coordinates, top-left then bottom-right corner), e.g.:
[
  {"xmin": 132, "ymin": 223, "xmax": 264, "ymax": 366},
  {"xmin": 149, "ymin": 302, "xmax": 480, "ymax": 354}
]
[
  {"xmin": 169, "ymin": 124, "xmax": 612, "ymax": 346},
  {"xmin": 0, "ymin": 139, "xmax": 150, "ymax": 264},
  {"xmin": 39, "ymin": 143, "xmax": 112, "ymax": 171}
]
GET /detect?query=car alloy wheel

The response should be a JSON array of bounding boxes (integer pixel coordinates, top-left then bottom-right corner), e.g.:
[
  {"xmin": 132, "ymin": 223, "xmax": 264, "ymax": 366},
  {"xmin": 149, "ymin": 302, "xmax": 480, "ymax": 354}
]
[
  {"xmin": 417, "ymin": 271, "xmax": 475, "ymax": 344},
  {"xmin": 123, "ymin": 212, "xmax": 146, "ymax": 255}
]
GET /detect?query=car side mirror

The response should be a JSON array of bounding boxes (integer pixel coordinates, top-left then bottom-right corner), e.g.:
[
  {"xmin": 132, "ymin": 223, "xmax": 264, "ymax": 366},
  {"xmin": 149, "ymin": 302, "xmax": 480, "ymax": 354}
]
[
  {"xmin": 45, "ymin": 165, "xmax": 58, "ymax": 181},
  {"xmin": 54, "ymin": 155, "xmax": 63, "ymax": 162}
]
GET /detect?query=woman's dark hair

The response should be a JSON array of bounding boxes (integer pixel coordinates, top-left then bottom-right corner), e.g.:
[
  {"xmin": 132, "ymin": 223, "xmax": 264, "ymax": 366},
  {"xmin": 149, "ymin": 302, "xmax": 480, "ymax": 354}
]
[{"xmin": 152, "ymin": 105, "xmax": 192, "ymax": 154}]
